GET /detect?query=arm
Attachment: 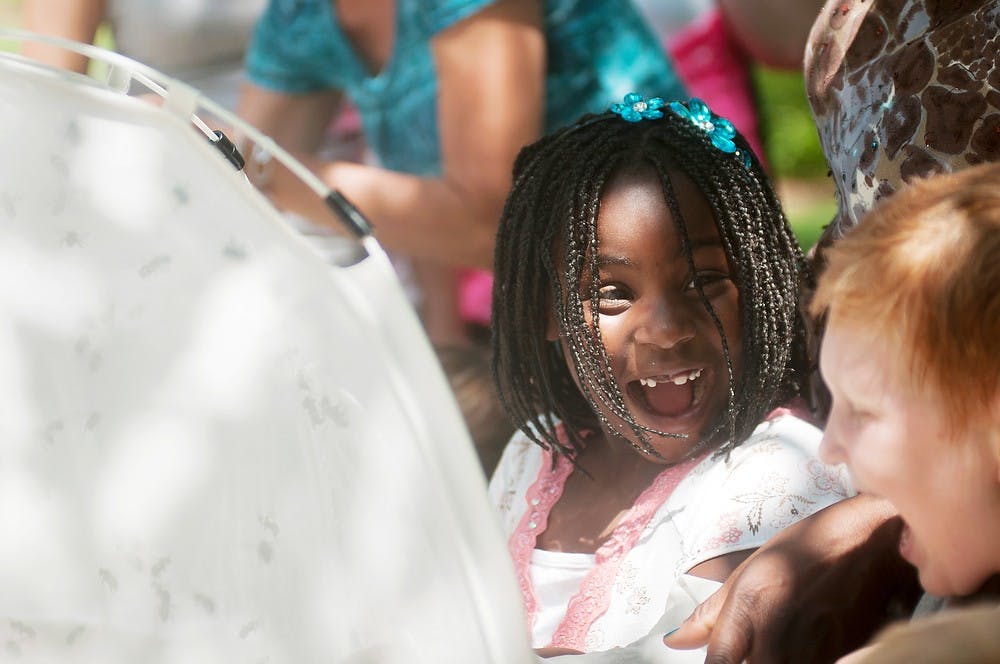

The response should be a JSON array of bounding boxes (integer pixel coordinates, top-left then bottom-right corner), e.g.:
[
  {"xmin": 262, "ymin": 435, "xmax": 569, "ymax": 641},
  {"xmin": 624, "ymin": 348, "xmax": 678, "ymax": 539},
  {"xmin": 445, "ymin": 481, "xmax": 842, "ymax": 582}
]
[
  {"xmin": 255, "ymin": 0, "xmax": 545, "ymax": 268},
  {"xmin": 664, "ymin": 494, "xmax": 923, "ymax": 663},
  {"xmin": 236, "ymin": 84, "xmax": 343, "ymax": 155},
  {"xmin": 718, "ymin": 0, "xmax": 826, "ymax": 69},
  {"xmin": 235, "ymin": 82, "xmax": 350, "ymax": 239},
  {"xmin": 21, "ymin": 0, "xmax": 106, "ymax": 73}
]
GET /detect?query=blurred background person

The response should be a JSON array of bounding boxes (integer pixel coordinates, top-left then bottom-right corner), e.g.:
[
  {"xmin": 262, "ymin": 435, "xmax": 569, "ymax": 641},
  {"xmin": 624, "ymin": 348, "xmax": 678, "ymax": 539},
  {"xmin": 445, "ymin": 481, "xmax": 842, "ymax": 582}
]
[
  {"xmin": 20, "ymin": 0, "xmax": 266, "ymax": 111},
  {"xmin": 236, "ymin": 0, "xmax": 687, "ymax": 345}
]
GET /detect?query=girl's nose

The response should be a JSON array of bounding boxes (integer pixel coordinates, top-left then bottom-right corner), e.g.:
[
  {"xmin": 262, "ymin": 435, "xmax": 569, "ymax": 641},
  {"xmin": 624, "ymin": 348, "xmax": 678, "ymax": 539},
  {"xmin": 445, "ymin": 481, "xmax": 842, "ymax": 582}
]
[{"xmin": 634, "ymin": 297, "xmax": 696, "ymax": 350}]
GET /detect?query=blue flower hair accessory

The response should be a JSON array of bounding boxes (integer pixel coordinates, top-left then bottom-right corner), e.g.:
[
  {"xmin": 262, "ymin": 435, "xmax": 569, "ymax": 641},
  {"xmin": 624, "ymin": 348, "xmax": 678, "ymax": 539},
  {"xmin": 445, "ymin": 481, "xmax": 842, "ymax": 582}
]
[
  {"xmin": 669, "ymin": 98, "xmax": 753, "ymax": 169},
  {"xmin": 610, "ymin": 93, "xmax": 665, "ymax": 122}
]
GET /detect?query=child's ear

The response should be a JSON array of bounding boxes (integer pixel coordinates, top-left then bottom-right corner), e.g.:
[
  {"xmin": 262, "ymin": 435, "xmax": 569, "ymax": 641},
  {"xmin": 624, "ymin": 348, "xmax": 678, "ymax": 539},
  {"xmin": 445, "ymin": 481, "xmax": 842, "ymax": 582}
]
[{"xmin": 545, "ymin": 312, "xmax": 559, "ymax": 341}]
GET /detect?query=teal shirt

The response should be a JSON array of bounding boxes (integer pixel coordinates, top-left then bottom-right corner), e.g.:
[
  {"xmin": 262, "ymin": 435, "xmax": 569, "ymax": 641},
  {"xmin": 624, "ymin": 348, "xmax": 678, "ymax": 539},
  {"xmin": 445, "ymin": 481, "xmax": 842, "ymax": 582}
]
[{"xmin": 247, "ymin": 0, "xmax": 685, "ymax": 176}]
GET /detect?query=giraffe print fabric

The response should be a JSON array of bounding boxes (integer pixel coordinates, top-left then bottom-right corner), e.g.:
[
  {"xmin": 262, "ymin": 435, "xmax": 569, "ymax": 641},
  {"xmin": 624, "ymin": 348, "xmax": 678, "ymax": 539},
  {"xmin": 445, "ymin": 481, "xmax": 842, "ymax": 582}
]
[{"xmin": 805, "ymin": 0, "xmax": 1000, "ymax": 252}]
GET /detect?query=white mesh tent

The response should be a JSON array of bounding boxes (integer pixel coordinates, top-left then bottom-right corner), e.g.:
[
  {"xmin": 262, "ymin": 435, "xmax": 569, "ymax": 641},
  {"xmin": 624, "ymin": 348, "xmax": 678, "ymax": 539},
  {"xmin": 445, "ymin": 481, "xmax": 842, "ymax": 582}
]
[{"xmin": 0, "ymin": 31, "xmax": 532, "ymax": 664}]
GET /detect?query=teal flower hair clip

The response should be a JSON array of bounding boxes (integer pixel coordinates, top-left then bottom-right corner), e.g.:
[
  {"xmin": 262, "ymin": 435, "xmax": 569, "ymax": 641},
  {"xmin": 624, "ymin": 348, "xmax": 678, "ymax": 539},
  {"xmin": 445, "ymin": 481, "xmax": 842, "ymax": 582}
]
[
  {"xmin": 669, "ymin": 98, "xmax": 753, "ymax": 169},
  {"xmin": 610, "ymin": 92, "xmax": 665, "ymax": 122}
]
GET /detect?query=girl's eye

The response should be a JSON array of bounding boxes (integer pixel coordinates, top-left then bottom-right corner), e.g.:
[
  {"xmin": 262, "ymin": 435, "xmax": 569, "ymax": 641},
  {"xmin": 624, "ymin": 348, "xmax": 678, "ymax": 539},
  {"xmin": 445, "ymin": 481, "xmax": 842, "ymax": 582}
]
[
  {"xmin": 598, "ymin": 284, "xmax": 629, "ymax": 300},
  {"xmin": 596, "ymin": 284, "xmax": 631, "ymax": 312},
  {"xmin": 685, "ymin": 271, "xmax": 730, "ymax": 293}
]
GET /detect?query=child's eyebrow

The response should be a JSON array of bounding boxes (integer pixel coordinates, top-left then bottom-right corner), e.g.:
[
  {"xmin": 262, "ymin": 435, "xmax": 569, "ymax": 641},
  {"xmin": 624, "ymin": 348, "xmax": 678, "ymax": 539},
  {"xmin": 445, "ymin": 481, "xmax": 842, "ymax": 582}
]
[
  {"xmin": 597, "ymin": 255, "xmax": 635, "ymax": 268},
  {"xmin": 667, "ymin": 236, "xmax": 726, "ymax": 261},
  {"xmin": 596, "ymin": 239, "xmax": 725, "ymax": 268}
]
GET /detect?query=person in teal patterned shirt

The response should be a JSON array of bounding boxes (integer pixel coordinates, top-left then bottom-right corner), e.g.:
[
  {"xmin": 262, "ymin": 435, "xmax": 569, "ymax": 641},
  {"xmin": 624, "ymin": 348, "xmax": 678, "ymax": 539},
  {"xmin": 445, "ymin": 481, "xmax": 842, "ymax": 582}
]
[{"xmin": 239, "ymin": 0, "xmax": 684, "ymax": 343}]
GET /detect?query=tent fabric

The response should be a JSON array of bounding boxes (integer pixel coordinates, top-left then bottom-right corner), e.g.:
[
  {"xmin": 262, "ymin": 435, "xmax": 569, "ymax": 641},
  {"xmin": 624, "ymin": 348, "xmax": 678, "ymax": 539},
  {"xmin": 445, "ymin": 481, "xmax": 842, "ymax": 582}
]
[{"xmin": 0, "ymin": 47, "xmax": 532, "ymax": 663}]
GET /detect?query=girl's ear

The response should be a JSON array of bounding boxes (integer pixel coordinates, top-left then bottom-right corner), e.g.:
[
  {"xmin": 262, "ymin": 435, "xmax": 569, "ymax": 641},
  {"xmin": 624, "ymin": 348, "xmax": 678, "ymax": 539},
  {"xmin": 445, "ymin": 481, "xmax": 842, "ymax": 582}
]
[{"xmin": 545, "ymin": 311, "xmax": 560, "ymax": 341}]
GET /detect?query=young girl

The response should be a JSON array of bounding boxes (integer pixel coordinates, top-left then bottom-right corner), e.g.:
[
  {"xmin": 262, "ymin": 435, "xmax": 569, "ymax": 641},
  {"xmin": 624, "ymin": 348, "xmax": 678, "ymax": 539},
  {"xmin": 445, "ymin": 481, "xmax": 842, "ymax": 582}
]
[
  {"xmin": 487, "ymin": 94, "xmax": 853, "ymax": 654},
  {"xmin": 813, "ymin": 163, "xmax": 1000, "ymax": 629}
]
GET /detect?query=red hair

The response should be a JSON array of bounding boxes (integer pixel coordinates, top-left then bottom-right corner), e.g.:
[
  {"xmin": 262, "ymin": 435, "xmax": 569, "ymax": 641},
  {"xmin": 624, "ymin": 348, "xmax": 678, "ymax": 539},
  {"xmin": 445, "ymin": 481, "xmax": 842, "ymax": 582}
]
[{"xmin": 812, "ymin": 163, "xmax": 1000, "ymax": 432}]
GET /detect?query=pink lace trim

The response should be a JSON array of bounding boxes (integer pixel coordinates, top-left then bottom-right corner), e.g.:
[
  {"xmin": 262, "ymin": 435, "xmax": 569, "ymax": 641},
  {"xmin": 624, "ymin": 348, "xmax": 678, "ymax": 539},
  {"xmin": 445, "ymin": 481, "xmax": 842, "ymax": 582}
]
[
  {"xmin": 509, "ymin": 447, "xmax": 573, "ymax": 630},
  {"xmin": 507, "ymin": 432, "xmax": 704, "ymax": 651},
  {"xmin": 547, "ymin": 454, "xmax": 703, "ymax": 650}
]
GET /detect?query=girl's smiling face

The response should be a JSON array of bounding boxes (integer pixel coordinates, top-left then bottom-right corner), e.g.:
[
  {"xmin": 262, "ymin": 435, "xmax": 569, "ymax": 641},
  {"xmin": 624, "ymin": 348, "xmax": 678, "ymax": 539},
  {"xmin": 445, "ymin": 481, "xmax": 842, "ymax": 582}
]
[{"xmin": 558, "ymin": 165, "xmax": 743, "ymax": 463}]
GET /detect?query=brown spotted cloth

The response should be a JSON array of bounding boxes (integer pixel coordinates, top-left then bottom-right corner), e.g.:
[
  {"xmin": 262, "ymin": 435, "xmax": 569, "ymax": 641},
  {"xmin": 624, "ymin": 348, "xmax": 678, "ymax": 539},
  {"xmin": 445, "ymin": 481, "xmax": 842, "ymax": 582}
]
[{"xmin": 805, "ymin": 0, "xmax": 1000, "ymax": 255}]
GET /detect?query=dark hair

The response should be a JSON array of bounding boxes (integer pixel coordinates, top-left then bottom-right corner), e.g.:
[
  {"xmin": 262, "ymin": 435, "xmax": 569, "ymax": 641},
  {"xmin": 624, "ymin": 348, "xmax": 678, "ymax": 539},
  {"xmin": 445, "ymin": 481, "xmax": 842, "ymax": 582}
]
[{"xmin": 491, "ymin": 106, "xmax": 811, "ymax": 461}]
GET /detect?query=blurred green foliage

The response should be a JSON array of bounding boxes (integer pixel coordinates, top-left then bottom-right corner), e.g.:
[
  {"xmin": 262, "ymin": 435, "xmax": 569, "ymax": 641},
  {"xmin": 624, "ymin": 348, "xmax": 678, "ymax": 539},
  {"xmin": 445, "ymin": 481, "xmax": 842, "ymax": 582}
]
[
  {"xmin": 791, "ymin": 197, "xmax": 836, "ymax": 251},
  {"xmin": 754, "ymin": 67, "xmax": 829, "ymax": 179},
  {"xmin": 752, "ymin": 66, "xmax": 834, "ymax": 250}
]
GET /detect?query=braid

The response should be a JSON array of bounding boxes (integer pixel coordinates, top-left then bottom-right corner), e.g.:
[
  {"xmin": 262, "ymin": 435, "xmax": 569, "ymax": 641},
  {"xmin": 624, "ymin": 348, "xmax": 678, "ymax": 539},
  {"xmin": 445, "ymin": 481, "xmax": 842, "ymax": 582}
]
[{"xmin": 492, "ymin": 106, "xmax": 809, "ymax": 461}]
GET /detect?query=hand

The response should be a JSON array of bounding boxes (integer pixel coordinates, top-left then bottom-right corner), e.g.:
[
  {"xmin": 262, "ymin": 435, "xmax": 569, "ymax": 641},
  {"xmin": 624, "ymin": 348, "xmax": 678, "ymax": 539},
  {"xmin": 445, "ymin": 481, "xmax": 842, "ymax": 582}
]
[{"xmin": 663, "ymin": 494, "xmax": 922, "ymax": 664}]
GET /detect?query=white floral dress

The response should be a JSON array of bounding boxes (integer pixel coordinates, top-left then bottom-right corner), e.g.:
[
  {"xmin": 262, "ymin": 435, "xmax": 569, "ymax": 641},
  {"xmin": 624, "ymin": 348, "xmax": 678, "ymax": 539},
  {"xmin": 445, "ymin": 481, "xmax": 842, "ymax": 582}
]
[{"xmin": 488, "ymin": 413, "xmax": 855, "ymax": 652}]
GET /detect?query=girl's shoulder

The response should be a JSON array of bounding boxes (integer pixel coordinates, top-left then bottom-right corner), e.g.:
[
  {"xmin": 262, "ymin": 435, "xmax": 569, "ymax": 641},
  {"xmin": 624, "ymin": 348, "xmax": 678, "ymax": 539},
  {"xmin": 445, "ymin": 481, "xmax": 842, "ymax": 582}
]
[
  {"xmin": 486, "ymin": 418, "xmax": 579, "ymax": 529},
  {"xmin": 692, "ymin": 413, "xmax": 852, "ymax": 494},
  {"xmin": 668, "ymin": 414, "xmax": 855, "ymax": 570},
  {"xmin": 491, "ymin": 427, "xmax": 540, "ymax": 479},
  {"xmin": 486, "ymin": 427, "xmax": 545, "ymax": 515},
  {"xmin": 488, "ymin": 416, "xmax": 571, "ymax": 482},
  {"xmin": 702, "ymin": 411, "xmax": 827, "ymax": 467}
]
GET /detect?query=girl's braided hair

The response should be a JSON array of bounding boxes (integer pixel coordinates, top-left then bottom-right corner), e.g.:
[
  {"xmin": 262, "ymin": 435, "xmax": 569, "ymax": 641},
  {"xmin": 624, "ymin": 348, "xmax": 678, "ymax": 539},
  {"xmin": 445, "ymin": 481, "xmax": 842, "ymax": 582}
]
[{"xmin": 491, "ymin": 103, "xmax": 812, "ymax": 461}]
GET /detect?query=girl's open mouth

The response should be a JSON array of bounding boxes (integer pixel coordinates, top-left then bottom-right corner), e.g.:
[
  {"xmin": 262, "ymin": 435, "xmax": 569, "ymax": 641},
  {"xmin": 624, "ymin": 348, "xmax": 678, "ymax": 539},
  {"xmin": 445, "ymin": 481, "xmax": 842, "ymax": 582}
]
[{"xmin": 629, "ymin": 368, "xmax": 706, "ymax": 420}]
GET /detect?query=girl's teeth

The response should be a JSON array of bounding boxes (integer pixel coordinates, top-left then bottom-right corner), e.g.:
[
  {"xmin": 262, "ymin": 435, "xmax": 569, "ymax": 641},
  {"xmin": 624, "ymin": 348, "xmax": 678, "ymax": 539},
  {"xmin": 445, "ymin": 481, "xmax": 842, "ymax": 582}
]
[{"xmin": 641, "ymin": 369, "xmax": 703, "ymax": 388}]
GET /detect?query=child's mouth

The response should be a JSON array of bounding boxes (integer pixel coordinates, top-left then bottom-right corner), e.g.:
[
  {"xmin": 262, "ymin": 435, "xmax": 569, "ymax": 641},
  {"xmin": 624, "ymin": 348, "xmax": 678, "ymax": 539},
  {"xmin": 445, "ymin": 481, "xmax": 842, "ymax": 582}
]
[{"xmin": 632, "ymin": 368, "xmax": 705, "ymax": 418}]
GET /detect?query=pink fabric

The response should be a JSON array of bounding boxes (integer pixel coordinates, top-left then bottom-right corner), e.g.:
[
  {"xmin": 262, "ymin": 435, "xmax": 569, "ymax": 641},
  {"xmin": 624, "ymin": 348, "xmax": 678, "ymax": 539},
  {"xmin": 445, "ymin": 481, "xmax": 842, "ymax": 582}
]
[
  {"xmin": 508, "ymin": 435, "xmax": 706, "ymax": 651},
  {"xmin": 509, "ymin": 447, "xmax": 574, "ymax": 630},
  {"xmin": 330, "ymin": 100, "xmax": 363, "ymax": 137},
  {"xmin": 766, "ymin": 397, "xmax": 814, "ymax": 425},
  {"xmin": 665, "ymin": 8, "xmax": 766, "ymax": 164},
  {"xmin": 458, "ymin": 267, "xmax": 493, "ymax": 327}
]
